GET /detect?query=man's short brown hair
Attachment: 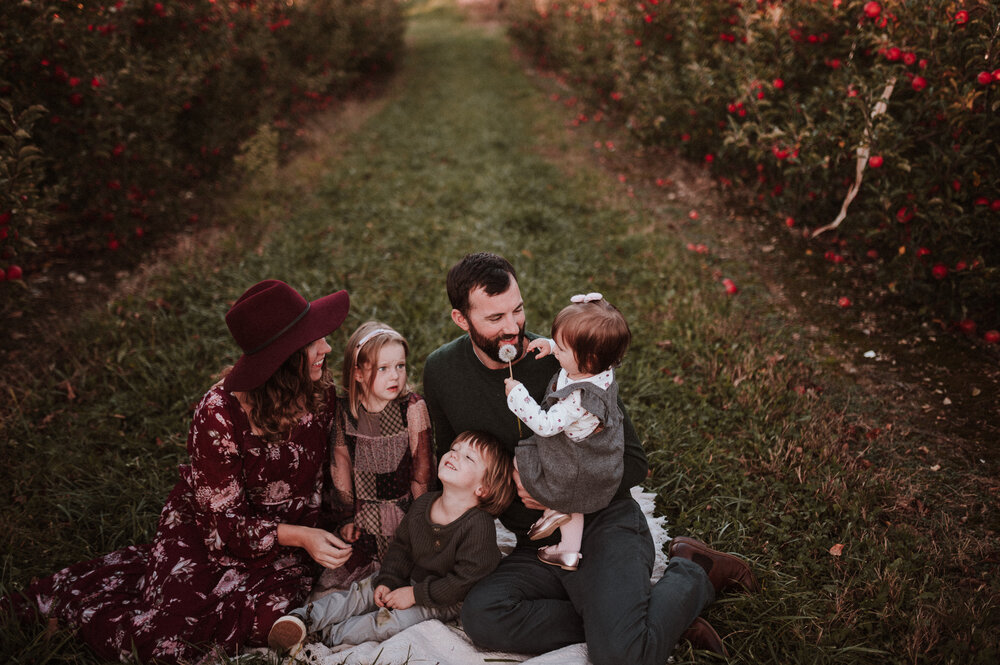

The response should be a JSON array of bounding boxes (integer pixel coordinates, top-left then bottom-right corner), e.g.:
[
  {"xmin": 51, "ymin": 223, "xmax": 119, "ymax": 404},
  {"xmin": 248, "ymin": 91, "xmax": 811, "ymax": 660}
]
[{"xmin": 446, "ymin": 252, "xmax": 517, "ymax": 315}]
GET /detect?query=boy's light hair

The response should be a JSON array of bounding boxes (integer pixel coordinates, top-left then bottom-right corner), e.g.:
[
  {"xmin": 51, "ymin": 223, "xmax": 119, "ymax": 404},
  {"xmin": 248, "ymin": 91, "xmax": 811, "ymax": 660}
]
[{"xmin": 454, "ymin": 430, "xmax": 515, "ymax": 516}]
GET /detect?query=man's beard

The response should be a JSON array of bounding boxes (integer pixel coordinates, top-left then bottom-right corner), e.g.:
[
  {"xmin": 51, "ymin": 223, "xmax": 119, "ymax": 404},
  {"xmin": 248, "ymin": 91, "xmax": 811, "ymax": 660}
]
[{"xmin": 468, "ymin": 321, "xmax": 526, "ymax": 364}]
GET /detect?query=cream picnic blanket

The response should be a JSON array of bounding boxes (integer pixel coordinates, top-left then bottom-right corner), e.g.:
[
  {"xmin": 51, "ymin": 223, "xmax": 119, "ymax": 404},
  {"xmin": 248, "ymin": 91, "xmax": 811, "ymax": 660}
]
[{"xmin": 275, "ymin": 487, "xmax": 669, "ymax": 665}]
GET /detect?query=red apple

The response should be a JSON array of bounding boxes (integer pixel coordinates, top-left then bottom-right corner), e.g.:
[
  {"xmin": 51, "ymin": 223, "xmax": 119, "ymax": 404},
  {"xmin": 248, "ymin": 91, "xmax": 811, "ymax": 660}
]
[
  {"xmin": 864, "ymin": 2, "xmax": 881, "ymax": 19},
  {"xmin": 958, "ymin": 319, "xmax": 976, "ymax": 334},
  {"xmin": 6, "ymin": 264, "xmax": 23, "ymax": 280},
  {"xmin": 869, "ymin": 155, "xmax": 883, "ymax": 168},
  {"xmin": 722, "ymin": 278, "xmax": 738, "ymax": 295},
  {"xmin": 931, "ymin": 264, "xmax": 948, "ymax": 279},
  {"xmin": 977, "ymin": 71, "xmax": 993, "ymax": 86},
  {"xmin": 984, "ymin": 330, "xmax": 1000, "ymax": 344},
  {"xmin": 911, "ymin": 76, "xmax": 927, "ymax": 92},
  {"xmin": 838, "ymin": 297, "xmax": 852, "ymax": 308},
  {"xmin": 955, "ymin": 10, "xmax": 969, "ymax": 25}
]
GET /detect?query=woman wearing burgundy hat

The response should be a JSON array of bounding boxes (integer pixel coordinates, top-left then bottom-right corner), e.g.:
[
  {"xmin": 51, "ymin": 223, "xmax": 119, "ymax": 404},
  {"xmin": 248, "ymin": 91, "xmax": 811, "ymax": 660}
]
[{"xmin": 6, "ymin": 280, "xmax": 354, "ymax": 664}]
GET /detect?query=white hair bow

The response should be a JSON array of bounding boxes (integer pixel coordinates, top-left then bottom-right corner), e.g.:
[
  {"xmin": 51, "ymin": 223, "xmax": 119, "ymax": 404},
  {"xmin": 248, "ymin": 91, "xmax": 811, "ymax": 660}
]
[{"xmin": 570, "ymin": 292, "xmax": 603, "ymax": 303}]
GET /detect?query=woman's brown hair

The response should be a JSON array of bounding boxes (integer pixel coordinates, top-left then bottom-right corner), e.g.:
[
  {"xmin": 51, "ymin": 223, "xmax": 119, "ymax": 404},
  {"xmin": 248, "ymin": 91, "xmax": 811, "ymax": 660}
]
[{"xmin": 236, "ymin": 346, "xmax": 331, "ymax": 437}]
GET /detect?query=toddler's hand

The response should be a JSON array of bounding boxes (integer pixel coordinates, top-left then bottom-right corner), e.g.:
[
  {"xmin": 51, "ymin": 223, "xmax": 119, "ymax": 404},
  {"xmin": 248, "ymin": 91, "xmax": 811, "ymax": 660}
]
[
  {"xmin": 339, "ymin": 522, "xmax": 359, "ymax": 543},
  {"xmin": 374, "ymin": 584, "xmax": 391, "ymax": 608},
  {"xmin": 504, "ymin": 377, "xmax": 521, "ymax": 396},
  {"xmin": 527, "ymin": 338, "xmax": 554, "ymax": 358},
  {"xmin": 381, "ymin": 586, "xmax": 416, "ymax": 610}
]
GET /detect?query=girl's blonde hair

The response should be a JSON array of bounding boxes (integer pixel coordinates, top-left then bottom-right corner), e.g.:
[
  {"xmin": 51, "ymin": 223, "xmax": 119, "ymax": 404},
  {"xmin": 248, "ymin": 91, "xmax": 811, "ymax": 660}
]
[{"xmin": 341, "ymin": 321, "xmax": 410, "ymax": 418}]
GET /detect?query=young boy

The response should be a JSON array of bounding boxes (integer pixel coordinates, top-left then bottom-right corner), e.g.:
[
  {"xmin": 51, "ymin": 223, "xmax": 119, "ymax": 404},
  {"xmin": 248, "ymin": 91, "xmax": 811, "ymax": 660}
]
[{"xmin": 267, "ymin": 430, "xmax": 515, "ymax": 653}]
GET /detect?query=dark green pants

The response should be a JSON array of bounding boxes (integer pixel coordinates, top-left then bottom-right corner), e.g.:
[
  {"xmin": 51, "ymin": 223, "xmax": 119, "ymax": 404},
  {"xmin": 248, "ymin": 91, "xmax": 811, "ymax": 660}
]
[{"xmin": 461, "ymin": 497, "xmax": 715, "ymax": 665}]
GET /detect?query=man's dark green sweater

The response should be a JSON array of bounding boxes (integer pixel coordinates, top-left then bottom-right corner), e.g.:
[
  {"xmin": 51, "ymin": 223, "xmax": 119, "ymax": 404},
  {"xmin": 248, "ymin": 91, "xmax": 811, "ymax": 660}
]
[{"xmin": 422, "ymin": 333, "xmax": 648, "ymax": 540}]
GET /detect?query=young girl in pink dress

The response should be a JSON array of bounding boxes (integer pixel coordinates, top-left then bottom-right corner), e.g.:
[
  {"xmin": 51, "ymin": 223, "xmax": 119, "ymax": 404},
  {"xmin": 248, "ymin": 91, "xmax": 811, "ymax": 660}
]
[
  {"xmin": 319, "ymin": 321, "xmax": 435, "ymax": 589},
  {"xmin": 4, "ymin": 280, "xmax": 355, "ymax": 664}
]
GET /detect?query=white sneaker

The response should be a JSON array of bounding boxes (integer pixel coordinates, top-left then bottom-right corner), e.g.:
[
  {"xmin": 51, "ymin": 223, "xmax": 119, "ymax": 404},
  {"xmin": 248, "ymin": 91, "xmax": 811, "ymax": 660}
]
[{"xmin": 267, "ymin": 614, "xmax": 307, "ymax": 652}]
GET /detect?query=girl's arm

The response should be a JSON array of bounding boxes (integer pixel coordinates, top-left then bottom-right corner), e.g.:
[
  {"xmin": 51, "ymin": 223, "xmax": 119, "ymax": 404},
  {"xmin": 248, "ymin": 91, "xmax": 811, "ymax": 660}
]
[
  {"xmin": 407, "ymin": 395, "xmax": 434, "ymax": 499},
  {"xmin": 329, "ymin": 401, "xmax": 357, "ymax": 538},
  {"xmin": 506, "ymin": 383, "xmax": 590, "ymax": 437}
]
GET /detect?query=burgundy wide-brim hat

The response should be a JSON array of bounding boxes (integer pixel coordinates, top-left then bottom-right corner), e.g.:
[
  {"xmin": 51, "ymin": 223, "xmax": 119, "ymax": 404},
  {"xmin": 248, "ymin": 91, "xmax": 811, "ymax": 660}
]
[{"xmin": 223, "ymin": 280, "xmax": 350, "ymax": 392}]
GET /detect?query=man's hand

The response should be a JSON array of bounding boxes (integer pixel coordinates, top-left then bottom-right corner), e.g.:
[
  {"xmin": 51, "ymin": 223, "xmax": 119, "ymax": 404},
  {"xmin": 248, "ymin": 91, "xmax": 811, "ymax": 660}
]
[
  {"xmin": 504, "ymin": 377, "xmax": 521, "ymax": 396},
  {"xmin": 513, "ymin": 466, "xmax": 545, "ymax": 510}
]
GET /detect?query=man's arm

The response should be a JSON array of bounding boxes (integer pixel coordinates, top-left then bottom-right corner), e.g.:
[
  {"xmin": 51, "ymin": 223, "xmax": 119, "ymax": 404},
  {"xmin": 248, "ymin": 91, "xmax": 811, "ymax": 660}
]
[
  {"xmin": 616, "ymin": 399, "xmax": 648, "ymax": 497},
  {"xmin": 422, "ymin": 353, "xmax": 458, "ymax": 461}
]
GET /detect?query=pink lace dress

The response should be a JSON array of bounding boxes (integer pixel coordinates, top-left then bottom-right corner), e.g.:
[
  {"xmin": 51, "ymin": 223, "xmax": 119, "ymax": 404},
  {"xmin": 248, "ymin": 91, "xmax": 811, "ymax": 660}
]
[
  {"xmin": 12, "ymin": 386, "xmax": 336, "ymax": 664},
  {"xmin": 317, "ymin": 392, "xmax": 434, "ymax": 590}
]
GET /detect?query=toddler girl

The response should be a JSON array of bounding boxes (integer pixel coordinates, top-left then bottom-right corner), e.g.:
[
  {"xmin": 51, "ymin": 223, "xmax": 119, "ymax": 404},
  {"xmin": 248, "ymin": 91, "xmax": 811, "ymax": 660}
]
[
  {"xmin": 503, "ymin": 293, "xmax": 630, "ymax": 571},
  {"xmin": 324, "ymin": 321, "xmax": 436, "ymax": 586}
]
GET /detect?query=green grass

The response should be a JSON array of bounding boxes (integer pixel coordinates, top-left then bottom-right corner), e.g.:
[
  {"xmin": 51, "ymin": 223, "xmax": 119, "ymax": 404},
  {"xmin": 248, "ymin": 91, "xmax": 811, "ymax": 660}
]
[{"xmin": 2, "ymin": 2, "xmax": 998, "ymax": 664}]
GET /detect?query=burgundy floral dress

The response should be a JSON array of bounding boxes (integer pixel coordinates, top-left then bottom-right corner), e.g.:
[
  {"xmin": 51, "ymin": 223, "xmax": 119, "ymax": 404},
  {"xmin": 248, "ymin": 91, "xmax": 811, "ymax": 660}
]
[{"xmin": 14, "ymin": 386, "xmax": 336, "ymax": 664}]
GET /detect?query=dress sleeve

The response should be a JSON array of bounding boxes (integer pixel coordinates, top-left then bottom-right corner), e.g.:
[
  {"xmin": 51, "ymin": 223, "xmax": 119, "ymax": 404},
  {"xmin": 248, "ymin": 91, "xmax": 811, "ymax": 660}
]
[
  {"xmin": 506, "ymin": 383, "xmax": 589, "ymax": 437},
  {"xmin": 329, "ymin": 401, "xmax": 356, "ymax": 519},
  {"xmin": 407, "ymin": 395, "xmax": 435, "ymax": 499},
  {"xmin": 185, "ymin": 389, "xmax": 278, "ymax": 561}
]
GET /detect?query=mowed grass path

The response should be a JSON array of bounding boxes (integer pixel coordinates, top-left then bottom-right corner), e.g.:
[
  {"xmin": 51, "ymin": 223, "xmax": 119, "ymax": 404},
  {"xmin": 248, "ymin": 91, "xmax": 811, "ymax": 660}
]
[{"xmin": 2, "ymin": 3, "xmax": 996, "ymax": 664}]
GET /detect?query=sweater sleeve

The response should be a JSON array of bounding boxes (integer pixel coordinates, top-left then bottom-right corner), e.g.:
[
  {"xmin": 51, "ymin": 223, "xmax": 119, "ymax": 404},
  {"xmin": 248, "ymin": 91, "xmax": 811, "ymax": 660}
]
[
  {"xmin": 412, "ymin": 513, "xmax": 501, "ymax": 609},
  {"xmin": 422, "ymin": 351, "xmax": 458, "ymax": 463},
  {"xmin": 616, "ymin": 398, "xmax": 648, "ymax": 498},
  {"xmin": 373, "ymin": 508, "xmax": 415, "ymax": 591}
]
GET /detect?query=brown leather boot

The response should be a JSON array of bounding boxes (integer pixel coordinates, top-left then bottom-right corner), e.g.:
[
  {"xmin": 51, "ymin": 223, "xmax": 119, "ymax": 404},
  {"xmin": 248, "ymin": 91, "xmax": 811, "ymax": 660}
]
[
  {"xmin": 668, "ymin": 536, "xmax": 760, "ymax": 594},
  {"xmin": 682, "ymin": 616, "xmax": 729, "ymax": 657}
]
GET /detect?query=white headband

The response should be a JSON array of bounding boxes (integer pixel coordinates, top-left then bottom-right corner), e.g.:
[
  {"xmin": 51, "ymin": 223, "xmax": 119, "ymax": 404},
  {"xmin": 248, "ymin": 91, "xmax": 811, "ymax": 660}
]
[{"xmin": 356, "ymin": 328, "xmax": 395, "ymax": 350}]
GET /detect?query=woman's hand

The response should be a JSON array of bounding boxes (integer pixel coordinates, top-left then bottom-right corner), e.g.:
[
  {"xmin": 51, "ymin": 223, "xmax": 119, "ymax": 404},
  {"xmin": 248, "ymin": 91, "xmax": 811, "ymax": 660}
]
[
  {"xmin": 278, "ymin": 524, "xmax": 352, "ymax": 569},
  {"xmin": 339, "ymin": 522, "xmax": 360, "ymax": 543}
]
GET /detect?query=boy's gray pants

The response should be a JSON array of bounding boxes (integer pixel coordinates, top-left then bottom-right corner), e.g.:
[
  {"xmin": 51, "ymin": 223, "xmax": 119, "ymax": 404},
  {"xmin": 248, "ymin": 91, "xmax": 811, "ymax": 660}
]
[{"xmin": 293, "ymin": 573, "xmax": 460, "ymax": 646}]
